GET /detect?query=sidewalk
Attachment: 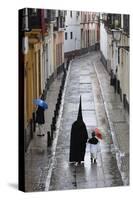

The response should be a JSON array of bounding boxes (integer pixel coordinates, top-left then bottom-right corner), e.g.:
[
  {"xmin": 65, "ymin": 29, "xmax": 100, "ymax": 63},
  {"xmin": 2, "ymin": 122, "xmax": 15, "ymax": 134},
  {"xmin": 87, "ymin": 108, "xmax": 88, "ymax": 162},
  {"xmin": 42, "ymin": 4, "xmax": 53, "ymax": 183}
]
[
  {"xmin": 93, "ymin": 52, "xmax": 129, "ymax": 185},
  {"xmin": 25, "ymin": 72, "xmax": 63, "ymax": 192}
]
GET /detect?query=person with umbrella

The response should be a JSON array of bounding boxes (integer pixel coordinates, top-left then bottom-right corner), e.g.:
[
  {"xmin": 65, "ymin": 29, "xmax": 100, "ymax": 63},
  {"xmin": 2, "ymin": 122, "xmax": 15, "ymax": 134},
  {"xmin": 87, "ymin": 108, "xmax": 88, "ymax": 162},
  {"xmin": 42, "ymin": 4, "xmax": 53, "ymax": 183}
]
[
  {"xmin": 33, "ymin": 96, "xmax": 48, "ymax": 136},
  {"xmin": 69, "ymin": 96, "xmax": 88, "ymax": 165}
]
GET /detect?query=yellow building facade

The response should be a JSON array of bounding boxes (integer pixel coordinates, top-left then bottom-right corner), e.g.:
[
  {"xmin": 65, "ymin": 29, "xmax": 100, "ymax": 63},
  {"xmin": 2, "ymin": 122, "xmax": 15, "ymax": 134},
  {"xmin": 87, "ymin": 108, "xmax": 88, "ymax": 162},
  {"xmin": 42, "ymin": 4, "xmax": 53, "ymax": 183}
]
[{"xmin": 24, "ymin": 30, "xmax": 43, "ymax": 128}]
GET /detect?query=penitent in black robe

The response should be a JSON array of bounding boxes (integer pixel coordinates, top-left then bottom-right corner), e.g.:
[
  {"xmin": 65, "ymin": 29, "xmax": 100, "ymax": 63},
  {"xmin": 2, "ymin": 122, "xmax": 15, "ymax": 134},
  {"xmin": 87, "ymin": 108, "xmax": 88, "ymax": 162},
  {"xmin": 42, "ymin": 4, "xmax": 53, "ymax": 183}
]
[{"xmin": 69, "ymin": 96, "xmax": 88, "ymax": 162}]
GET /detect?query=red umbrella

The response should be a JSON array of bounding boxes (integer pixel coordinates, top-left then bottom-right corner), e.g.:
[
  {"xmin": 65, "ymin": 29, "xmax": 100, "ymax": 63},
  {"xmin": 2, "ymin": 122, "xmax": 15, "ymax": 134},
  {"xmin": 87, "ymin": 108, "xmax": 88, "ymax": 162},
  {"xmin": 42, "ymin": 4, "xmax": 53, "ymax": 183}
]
[{"xmin": 95, "ymin": 128, "xmax": 102, "ymax": 140}]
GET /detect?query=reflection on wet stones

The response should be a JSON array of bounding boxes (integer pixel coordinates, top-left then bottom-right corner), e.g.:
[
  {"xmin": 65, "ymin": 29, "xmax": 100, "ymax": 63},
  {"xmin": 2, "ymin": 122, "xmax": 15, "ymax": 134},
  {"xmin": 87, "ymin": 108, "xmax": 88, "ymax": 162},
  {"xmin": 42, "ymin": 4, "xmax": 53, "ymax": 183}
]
[
  {"xmin": 33, "ymin": 183, "xmax": 45, "ymax": 191},
  {"xmin": 97, "ymin": 93, "xmax": 102, "ymax": 101},
  {"xmin": 101, "ymin": 117, "xmax": 106, "ymax": 124},
  {"xmin": 120, "ymin": 154, "xmax": 129, "ymax": 172}
]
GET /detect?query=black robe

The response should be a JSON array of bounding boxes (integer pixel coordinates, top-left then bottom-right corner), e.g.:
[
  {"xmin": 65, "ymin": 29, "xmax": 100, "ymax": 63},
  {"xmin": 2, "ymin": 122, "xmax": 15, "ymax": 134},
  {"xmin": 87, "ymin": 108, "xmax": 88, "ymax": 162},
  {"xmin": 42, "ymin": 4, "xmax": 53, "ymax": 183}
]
[
  {"xmin": 69, "ymin": 96, "xmax": 88, "ymax": 162},
  {"xmin": 36, "ymin": 106, "xmax": 45, "ymax": 124},
  {"xmin": 69, "ymin": 120, "xmax": 88, "ymax": 162}
]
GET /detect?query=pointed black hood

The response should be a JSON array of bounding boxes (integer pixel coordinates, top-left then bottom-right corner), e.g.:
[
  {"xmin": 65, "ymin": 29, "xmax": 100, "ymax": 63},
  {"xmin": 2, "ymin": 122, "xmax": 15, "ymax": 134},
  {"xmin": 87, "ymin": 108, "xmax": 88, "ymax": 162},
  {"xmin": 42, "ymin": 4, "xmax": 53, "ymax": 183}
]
[{"xmin": 77, "ymin": 96, "xmax": 83, "ymax": 121}]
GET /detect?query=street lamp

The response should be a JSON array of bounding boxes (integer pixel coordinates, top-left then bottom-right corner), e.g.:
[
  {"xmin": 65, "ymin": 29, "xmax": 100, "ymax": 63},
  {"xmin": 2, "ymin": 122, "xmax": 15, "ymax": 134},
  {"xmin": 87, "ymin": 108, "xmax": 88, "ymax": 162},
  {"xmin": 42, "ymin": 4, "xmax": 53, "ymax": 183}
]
[
  {"xmin": 111, "ymin": 28, "xmax": 129, "ymax": 50},
  {"xmin": 112, "ymin": 28, "xmax": 122, "ymax": 43}
]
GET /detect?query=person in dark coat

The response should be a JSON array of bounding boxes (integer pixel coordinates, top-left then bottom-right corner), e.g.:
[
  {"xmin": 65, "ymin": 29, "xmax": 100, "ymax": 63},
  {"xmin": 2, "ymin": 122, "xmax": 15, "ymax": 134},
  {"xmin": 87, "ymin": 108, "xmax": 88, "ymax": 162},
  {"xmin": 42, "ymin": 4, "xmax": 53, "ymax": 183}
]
[
  {"xmin": 36, "ymin": 105, "xmax": 45, "ymax": 136},
  {"xmin": 69, "ymin": 96, "xmax": 88, "ymax": 165}
]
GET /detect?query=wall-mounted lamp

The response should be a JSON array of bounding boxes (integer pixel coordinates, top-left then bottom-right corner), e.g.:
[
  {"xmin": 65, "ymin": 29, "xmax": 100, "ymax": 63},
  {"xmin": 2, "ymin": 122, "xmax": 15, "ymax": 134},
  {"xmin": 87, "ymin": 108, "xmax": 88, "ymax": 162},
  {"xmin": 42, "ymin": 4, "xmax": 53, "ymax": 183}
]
[
  {"xmin": 111, "ymin": 28, "xmax": 129, "ymax": 51},
  {"xmin": 100, "ymin": 13, "xmax": 107, "ymax": 23},
  {"xmin": 112, "ymin": 28, "xmax": 122, "ymax": 43}
]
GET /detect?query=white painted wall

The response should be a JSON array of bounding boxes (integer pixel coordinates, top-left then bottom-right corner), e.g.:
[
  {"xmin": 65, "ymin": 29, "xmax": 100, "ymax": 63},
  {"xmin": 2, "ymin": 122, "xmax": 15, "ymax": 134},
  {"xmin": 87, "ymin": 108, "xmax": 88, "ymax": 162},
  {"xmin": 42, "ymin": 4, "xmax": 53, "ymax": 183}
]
[
  {"xmin": 64, "ymin": 11, "xmax": 80, "ymax": 53},
  {"xmin": 117, "ymin": 32, "xmax": 129, "ymax": 102},
  {"xmin": 100, "ymin": 23, "xmax": 108, "ymax": 60},
  {"xmin": 118, "ymin": 48, "xmax": 129, "ymax": 102},
  {"xmin": 89, "ymin": 23, "xmax": 96, "ymax": 46},
  {"xmin": 44, "ymin": 23, "xmax": 54, "ymax": 79},
  {"xmin": 107, "ymin": 33, "xmax": 112, "ymax": 71}
]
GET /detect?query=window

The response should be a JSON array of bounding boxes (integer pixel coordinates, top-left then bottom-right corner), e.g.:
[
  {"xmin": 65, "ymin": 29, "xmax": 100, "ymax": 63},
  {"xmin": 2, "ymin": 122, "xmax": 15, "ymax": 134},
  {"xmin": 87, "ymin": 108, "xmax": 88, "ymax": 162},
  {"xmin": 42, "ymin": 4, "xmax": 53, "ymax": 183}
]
[
  {"xmin": 114, "ymin": 14, "xmax": 121, "ymax": 28},
  {"xmin": 106, "ymin": 14, "xmax": 121, "ymax": 29},
  {"xmin": 77, "ymin": 11, "xmax": 80, "ymax": 17},
  {"xmin": 70, "ymin": 11, "xmax": 72, "ymax": 18},
  {"xmin": 70, "ymin": 32, "xmax": 73, "ymax": 39},
  {"xmin": 22, "ymin": 8, "xmax": 29, "ymax": 31},
  {"xmin": 65, "ymin": 32, "xmax": 67, "ymax": 40},
  {"xmin": 31, "ymin": 8, "xmax": 37, "ymax": 16},
  {"xmin": 64, "ymin": 11, "xmax": 67, "ymax": 16},
  {"xmin": 123, "ymin": 15, "xmax": 129, "ymax": 34},
  {"xmin": 84, "ymin": 14, "xmax": 86, "ymax": 22},
  {"xmin": 60, "ymin": 17, "xmax": 64, "ymax": 28}
]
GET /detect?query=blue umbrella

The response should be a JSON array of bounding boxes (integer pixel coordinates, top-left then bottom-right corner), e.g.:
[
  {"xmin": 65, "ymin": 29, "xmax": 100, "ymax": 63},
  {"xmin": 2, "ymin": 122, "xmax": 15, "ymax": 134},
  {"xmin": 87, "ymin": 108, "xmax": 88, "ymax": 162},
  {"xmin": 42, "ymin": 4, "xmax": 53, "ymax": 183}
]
[{"xmin": 33, "ymin": 99, "xmax": 48, "ymax": 109}]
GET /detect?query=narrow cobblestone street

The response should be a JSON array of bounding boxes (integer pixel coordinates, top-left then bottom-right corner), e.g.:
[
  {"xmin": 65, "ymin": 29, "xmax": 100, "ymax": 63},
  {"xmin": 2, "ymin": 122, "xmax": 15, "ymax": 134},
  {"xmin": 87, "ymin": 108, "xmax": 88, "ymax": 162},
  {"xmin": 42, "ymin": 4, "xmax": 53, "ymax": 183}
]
[{"xmin": 25, "ymin": 51, "xmax": 129, "ymax": 192}]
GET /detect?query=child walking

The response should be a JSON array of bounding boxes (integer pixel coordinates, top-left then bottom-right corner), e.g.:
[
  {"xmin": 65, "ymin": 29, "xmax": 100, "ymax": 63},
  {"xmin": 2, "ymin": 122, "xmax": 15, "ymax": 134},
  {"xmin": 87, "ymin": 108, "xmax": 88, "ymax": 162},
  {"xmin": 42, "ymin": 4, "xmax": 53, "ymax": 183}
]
[{"xmin": 88, "ymin": 131, "xmax": 100, "ymax": 163}]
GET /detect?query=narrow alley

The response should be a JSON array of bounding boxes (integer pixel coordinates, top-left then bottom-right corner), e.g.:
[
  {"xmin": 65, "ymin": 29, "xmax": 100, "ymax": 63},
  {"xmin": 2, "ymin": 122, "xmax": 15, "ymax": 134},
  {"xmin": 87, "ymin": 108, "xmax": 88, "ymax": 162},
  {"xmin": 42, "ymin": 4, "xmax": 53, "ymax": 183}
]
[{"xmin": 25, "ymin": 51, "xmax": 129, "ymax": 192}]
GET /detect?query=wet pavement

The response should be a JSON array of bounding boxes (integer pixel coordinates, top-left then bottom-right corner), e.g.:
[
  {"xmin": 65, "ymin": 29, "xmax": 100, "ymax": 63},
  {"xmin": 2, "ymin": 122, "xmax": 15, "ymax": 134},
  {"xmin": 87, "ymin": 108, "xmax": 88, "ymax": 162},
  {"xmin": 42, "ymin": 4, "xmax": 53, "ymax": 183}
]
[
  {"xmin": 25, "ymin": 51, "xmax": 129, "ymax": 192},
  {"xmin": 25, "ymin": 73, "xmax": 63, "ymax": 192}
]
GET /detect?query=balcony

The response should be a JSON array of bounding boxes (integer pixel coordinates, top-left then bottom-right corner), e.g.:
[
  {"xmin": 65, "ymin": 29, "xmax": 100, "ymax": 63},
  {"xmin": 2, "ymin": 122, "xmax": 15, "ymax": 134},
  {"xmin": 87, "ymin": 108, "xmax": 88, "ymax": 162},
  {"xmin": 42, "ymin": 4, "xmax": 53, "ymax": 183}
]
[
  {"xmin": 104, "ymin": 14, "xmax": 121, "ymax": 30},
  {"xmin": 28, "ymin": 8, "xmax": 42, "ymax": 30},
  {"xmin": 54, "ymin": 16, "xmax": 65, "ymax": 31}
]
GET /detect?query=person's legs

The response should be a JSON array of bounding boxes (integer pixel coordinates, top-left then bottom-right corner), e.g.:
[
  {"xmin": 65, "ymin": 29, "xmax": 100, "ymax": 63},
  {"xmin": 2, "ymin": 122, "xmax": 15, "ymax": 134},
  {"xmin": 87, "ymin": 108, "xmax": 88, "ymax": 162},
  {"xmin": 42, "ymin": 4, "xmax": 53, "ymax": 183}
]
[
  {"xmin": 91, "ymin": 153, "xmax": 94, "ymax": 162},
  {"xmin": 90, "ymin": 152, "xmax": 97, "ymax": 163},
  {"xmin": 40, "ymin": 124, "xmax": 44, "ymax": 136},
  {"xmin": 93, "ymin": 152, "xmax": 97, "ymax": 163}
]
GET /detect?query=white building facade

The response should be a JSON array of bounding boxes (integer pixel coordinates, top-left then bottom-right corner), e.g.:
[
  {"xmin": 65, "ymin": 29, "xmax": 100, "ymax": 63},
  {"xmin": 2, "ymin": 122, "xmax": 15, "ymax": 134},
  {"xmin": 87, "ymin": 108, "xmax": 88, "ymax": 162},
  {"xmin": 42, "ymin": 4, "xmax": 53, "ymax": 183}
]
[
  {"xmin": 64, "ymin": 10, "xmax": 81, "ymax": 56},
  {"xmin": 100, "ymin": 13, "xmax": 129, "ymax": 112},
  {"xmin": 81, "ymin": 12, "xmax": 100, "ymax": 51}
]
